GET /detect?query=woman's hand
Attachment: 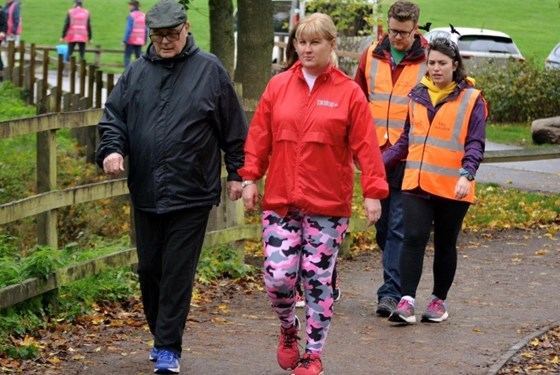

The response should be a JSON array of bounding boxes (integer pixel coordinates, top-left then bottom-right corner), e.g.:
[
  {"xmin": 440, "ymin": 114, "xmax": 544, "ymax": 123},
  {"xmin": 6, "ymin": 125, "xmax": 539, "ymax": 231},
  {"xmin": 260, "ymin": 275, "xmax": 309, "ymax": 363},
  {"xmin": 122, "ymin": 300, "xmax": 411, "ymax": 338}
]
[
  {"xmin": 364, "ymin": 198, "xmax": 382, "ymax": 226},
  {"xmin": 242, "ymin": 183, "xmax": 260, "ymax": 211},
  {"xmin": 455, "ymin": 176, "xmax": 472, "ymax": 200}
]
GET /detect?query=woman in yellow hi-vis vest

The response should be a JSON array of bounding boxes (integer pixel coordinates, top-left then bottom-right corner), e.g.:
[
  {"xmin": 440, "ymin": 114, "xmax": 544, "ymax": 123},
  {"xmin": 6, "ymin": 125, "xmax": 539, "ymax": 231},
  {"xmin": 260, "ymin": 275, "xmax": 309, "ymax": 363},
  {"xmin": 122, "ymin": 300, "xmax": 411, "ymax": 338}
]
[{"xmin": 383, "ymin": 37, "xmax": 488, "ymax": 324}]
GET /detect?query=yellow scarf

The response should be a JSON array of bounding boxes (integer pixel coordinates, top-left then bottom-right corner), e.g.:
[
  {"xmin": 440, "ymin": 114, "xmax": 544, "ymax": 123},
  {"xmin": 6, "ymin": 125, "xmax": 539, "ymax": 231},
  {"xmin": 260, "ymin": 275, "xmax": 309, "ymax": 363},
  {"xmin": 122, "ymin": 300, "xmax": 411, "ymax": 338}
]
[{"xmin": 421, "ymin": 76, "xmax": 457, "ymax": 107}]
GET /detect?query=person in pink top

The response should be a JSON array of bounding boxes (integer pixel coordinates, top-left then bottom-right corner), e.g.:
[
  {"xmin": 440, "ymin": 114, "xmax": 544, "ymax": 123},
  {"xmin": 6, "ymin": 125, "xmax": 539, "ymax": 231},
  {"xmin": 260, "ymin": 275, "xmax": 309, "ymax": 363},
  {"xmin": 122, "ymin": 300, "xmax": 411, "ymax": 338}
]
[
  {"xmin": 240, "ymin": 13, "xmax": 388, "ymax": 375},
  {"xmin": 122, "ymin": 0, "xmax": 147, "ymax": 68},
  {"xmin": 60, "ymin": 0, "xmax": 92, "ymax": 62}
]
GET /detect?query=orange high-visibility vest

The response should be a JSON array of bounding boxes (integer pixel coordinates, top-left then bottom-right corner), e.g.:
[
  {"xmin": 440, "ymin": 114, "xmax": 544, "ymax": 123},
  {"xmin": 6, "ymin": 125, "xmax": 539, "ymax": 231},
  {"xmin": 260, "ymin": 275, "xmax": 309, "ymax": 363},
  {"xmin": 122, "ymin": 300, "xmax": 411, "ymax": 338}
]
[
  {"xmin": 402, "ymin": 88, "xmax": 482, "ymax": 203},
  {"xmin": 365, "ymin": 43, "xmax": 426, "ymax": 148},
  {"xmin": 127, "ymin": 10, "xmax": 146, "ymax": 46},
  {"xmin": 66, "ymin": 7, "xmax": 89, "ymax": 43}
]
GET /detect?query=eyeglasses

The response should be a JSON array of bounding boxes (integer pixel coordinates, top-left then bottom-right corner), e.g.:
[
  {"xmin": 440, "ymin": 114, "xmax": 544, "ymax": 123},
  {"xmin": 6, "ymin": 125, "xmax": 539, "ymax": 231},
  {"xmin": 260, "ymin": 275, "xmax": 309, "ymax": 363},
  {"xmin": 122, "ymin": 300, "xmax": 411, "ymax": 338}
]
[
  {"xmin": 149, "ymin": 26, "xmax": 184, "ymax": 43},
  {"xmin": 387, "ymin": 28, "xmax": 415, "ymax": 38}
]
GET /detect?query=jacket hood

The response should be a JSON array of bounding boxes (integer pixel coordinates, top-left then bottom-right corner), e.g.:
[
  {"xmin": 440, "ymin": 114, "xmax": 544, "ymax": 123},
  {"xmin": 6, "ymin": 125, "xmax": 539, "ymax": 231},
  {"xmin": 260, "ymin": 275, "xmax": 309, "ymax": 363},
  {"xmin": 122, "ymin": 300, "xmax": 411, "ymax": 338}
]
[{"xmin": 143, "ymin": 33, "xmax": 200, "ymax": 64}]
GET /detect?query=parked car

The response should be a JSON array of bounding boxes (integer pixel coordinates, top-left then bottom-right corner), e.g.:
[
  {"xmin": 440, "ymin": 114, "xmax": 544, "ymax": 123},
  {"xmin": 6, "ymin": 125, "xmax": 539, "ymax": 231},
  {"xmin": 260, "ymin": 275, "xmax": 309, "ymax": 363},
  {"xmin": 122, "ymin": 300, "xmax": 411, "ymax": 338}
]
[
  {"xmin": 545, "ymin": 42, "xmax": 560, "ymax": 70},
  {"xmin": 423, "ymin": 27, "xmax": 525, "ymax": 71}
]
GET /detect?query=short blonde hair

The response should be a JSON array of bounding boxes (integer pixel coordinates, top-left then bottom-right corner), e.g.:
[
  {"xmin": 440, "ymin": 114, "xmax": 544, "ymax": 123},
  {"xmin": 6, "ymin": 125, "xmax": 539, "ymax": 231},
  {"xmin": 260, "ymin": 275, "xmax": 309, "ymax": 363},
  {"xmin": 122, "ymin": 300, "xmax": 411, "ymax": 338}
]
[{"xmin": 295, "ymin": 13, "xmax": 337, "ymax": 43}]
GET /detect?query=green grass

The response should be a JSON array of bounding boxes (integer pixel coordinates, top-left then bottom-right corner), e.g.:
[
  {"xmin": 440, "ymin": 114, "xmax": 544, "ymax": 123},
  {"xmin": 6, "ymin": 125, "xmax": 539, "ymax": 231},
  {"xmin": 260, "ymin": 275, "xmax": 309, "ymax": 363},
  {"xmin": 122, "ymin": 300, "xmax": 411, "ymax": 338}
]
[
  {"xmin": 485, "ymin": 123, "xmax": 532, "ymax": 146},
  {"xmin": 17, "ymin": 0, "xmax": 558, "ymax": 68},
  {"xmin": 19, "ymin": 0, "xmax": 210, "ymax": 66},
  {"xmin": 408, "ymin": 0, "xmax": 559, "ymax": 64}
]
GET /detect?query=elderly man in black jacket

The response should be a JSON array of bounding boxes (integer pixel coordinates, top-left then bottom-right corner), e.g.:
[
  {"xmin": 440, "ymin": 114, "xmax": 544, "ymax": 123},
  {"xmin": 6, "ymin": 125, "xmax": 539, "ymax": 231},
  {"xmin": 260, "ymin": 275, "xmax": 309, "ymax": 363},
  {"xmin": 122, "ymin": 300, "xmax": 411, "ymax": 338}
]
[{"xmin": 96, "ymin": 0, "xmax": 247, "ymax": 373}]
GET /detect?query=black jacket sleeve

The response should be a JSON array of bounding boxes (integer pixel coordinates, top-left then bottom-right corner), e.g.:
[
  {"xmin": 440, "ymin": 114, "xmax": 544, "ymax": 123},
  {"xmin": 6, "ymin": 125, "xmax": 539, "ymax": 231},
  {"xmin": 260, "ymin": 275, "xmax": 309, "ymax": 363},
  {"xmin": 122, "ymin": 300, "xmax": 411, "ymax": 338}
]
[
  {"xmin": 212, "ymin": 65, "xmax": 248, "ymax": 181},
  {"xmin": 95, "ymin": 75, "xmax": 129, "ymax": 168}
]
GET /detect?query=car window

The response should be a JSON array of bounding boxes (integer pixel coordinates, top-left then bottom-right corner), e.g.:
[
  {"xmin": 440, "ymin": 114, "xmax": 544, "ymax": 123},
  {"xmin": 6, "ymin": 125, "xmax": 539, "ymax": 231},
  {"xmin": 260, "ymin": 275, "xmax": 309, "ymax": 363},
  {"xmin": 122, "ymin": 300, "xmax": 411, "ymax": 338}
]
[{"xmin": 458, "ymin": 35, "xmax": 519, "ymax": 54}]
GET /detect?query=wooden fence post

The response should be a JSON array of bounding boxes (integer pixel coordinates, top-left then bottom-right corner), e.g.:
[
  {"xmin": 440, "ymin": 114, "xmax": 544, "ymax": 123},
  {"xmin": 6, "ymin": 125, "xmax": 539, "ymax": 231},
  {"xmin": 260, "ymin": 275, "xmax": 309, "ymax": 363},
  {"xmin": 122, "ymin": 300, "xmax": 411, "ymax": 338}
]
[
  {"xmin": 85, "ymin": 65, "xmax": 97, "ymax": 163},
  {"xmin": 36, "ymin": 96, "xmax": 59, "ymax": 249},
  {"xmin": 40, "ymin": 48, "xmax": 48, "ymax": 101},
  {"xmin": 7, "ymin": 40, "xmax": 15, "ymax": 83},
  {"xmin": 94, "ymin": 44, "xmax": 102, "ymax": 67},
  {"xmin": 28, "ymin": 44, "xmax": 36, "ymax": 105},
  {"xmin": 17, "ymin": 40, "xmax": 25, "ymax": 87}
]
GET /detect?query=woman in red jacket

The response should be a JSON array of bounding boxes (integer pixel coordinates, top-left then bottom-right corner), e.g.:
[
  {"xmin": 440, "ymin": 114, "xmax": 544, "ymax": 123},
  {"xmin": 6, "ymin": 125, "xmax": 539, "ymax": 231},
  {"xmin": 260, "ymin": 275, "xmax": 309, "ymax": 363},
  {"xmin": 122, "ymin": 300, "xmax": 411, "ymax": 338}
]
[{"xmin": 239, "ymin": 13, "xmax": 388, "ymax": 375}]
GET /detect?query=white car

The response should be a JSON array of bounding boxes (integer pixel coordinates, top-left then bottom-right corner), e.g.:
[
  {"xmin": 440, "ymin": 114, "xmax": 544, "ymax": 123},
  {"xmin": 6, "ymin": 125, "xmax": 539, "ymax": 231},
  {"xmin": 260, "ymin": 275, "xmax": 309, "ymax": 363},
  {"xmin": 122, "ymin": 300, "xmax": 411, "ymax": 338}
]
[
  {"xmin": 423, "ymin": 27, "xmax": 525, "ymax": 69},
  {"xmin": 545, "ymin": 42, "xmax": 560, "ymax": 70}
]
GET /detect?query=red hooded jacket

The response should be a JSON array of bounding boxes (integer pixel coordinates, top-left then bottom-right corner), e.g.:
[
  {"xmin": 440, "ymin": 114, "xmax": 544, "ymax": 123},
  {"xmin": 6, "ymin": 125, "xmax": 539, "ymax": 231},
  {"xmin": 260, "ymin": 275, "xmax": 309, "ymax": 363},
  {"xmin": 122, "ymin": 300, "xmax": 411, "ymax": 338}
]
[{"xmin": 239, "ymin": 62, "xmax": 388, "ymax": 218}]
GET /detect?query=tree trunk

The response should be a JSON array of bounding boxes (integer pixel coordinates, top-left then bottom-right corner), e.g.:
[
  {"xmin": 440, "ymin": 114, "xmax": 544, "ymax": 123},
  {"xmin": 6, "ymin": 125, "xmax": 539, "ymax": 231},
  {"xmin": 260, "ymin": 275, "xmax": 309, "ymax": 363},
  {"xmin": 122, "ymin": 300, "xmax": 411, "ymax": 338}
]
[
  {"xmin": 235, "ymin": 0, "xmax": 273, "ymax": 116},
  {"xmin": 209, "ymin": 0, "xmax": 235, "ymax": 77}
]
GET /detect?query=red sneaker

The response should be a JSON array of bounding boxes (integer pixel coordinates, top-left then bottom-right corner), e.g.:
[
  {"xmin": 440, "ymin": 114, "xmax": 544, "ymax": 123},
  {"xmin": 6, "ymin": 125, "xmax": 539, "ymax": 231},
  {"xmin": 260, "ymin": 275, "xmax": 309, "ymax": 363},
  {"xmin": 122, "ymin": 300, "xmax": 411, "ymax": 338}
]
[
  {"xmin": 291, "ymin": 353, "xmax": 324, "ymax": 375},
  {"xmin": 277, "ymin": 320, "xmax": 300, "ymax": 370}
]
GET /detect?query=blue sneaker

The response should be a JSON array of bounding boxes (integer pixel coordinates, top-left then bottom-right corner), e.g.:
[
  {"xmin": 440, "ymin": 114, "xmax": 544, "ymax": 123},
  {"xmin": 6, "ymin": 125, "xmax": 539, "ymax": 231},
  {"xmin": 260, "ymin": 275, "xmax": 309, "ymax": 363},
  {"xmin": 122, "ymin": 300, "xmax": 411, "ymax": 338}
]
[
  {"xmin": 149, "ymin": 346, "xmax": 158, "ymax": 362},
  {"xmin": 154, "ymin": 350, "xmax": 180, "ymax": 374}
]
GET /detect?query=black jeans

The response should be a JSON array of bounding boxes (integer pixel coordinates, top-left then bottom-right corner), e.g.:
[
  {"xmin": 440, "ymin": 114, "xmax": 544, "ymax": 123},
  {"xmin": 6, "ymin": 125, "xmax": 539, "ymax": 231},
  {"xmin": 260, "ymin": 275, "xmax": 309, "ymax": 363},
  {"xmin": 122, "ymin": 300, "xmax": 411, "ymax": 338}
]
[
  {"xmin": 400, "ymin": 194, "xmax": 470, "ymax": 300},
  {"xmin": 134, "ymin": 205, "xmax": 211, "ymax": 355}
]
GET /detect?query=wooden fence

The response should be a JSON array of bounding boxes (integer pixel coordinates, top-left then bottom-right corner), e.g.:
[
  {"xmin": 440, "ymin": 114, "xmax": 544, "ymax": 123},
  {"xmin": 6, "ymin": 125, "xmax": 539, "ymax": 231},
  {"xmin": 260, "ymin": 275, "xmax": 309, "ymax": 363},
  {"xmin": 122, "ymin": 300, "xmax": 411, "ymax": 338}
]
[{"xmin": 0, "ymin": 40, "xmax": 559, "ymax": 311}]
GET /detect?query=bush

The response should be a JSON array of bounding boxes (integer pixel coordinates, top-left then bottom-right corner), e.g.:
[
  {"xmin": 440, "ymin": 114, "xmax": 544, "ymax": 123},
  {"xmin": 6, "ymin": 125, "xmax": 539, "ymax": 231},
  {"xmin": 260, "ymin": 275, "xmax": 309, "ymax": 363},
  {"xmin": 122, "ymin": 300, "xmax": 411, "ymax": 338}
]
[{"xmin": 475, "ymin": 60, "xmax": 560, "ymax": 123}]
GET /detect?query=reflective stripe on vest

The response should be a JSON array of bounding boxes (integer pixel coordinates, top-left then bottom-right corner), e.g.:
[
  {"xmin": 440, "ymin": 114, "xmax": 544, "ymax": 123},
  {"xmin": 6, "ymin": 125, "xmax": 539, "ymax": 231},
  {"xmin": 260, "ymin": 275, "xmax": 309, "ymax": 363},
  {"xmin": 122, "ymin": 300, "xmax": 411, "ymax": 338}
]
[
  {"xmin": 402, "ymin": 88, "xmax": 480, "ymax": 203},
  {"xmin": 66, "ymin": 8, "xmax": 89, "ymax": 43},
  {"xmin": 365, "ymin": 43, "xmax": 426, "ymax": 148},
  {"xmin": 127, "ymin": 11, "xmax": 146, "ymax": 46}
]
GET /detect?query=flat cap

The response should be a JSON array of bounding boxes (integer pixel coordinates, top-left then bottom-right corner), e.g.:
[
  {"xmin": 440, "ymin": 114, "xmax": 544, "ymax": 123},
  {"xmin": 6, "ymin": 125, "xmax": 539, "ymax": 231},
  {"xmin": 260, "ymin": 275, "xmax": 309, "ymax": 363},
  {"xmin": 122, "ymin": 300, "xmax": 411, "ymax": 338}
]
[
  {"xmin": 146, "ymin": 0, "xmax": 187, "ymax": 29},
  {"xmin": 128, "ymin": 0, "xmax": 140, "ymax": 7}
]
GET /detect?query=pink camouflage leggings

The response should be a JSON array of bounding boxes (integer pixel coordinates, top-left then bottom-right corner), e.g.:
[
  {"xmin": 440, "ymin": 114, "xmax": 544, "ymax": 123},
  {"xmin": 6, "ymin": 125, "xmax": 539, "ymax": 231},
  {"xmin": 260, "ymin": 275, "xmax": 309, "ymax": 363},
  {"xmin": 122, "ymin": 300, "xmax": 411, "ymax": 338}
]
[{"xmin": 262, "ymin": 208, "xmax": 349, "ymax": 355}]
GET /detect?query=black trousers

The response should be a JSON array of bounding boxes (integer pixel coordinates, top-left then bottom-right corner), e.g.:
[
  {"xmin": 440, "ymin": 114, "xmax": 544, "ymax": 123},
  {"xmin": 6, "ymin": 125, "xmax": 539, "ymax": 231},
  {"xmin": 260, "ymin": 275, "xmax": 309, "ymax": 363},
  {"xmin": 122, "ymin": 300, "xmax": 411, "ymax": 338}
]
[
  {"xmin": 68, "ymin": 42, "xmax": 86, "ymax": 62},
  {"xmin": 134, "ymin": 206, "xmax": 211, "ymax": 355},
  {"xmin": 400, "ymin": 194, "xmax": 470, "ymax": 300}
]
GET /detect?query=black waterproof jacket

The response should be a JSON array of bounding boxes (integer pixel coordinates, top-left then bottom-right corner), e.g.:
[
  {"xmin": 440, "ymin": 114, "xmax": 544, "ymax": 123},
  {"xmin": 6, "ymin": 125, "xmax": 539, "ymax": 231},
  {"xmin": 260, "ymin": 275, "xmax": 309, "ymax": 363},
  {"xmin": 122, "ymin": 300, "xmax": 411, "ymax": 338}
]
[{"xmin": 96, "ymin": 35, "xmax": 248, "ymax": 213}]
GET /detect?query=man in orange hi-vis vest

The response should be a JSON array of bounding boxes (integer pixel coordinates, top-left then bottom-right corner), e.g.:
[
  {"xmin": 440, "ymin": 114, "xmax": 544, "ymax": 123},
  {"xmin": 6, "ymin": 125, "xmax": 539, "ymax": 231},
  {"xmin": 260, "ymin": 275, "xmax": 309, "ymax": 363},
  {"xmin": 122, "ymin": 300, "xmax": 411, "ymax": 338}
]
[
  {"xmin": 60, "ymin": 0, "xmax": 92, "ymax": 62},
  {"xmin": 122, "ymin": 0, "xmax": 147, "ymax": 68},
  {"xmin": 354, "ymin": 0, "xmax": 428, "ymax": 319}
]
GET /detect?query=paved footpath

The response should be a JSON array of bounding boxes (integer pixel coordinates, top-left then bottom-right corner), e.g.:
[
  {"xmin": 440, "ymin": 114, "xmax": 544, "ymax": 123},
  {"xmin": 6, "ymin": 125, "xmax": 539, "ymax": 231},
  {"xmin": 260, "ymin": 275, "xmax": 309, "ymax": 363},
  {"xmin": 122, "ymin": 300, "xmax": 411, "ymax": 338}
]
[
  {"xmin": 59, "ymin": 230, "xmax": 559, "ymax": 375},
  {"xmin": 52, "ymin": 142, "xmax": 560, "ymax": 375},
  {"xmin": 478, "ymin": 141, "xmax": 560, "ymax": 194}
]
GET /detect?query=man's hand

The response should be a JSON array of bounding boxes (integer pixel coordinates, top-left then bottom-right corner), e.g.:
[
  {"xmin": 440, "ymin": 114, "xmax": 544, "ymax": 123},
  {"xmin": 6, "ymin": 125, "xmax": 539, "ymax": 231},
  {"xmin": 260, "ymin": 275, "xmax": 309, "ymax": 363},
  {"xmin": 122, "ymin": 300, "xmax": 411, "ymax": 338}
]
[
  {"xmin": 227, "ymin": 181, "xmax": 242, "ymax": 201},
  {"xmin": 102, "ymin": 152, "xmax": 125, "ymax": 176}
]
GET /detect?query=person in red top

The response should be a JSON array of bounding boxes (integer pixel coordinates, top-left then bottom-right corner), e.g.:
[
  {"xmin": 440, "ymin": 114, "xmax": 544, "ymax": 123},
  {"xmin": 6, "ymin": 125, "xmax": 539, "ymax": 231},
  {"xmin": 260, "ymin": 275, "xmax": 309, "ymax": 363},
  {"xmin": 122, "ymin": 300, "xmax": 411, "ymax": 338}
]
[
  {"xmin": 60, "ymin": 0, "xmax": 92, "ymax": 62},
  {"xmin": 240, "ymin": 13, "xmax": 388, "ymax": 375},
  {"xmin": 122, "ymin": 0, "xmax": 146, "ymax": 68}
]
